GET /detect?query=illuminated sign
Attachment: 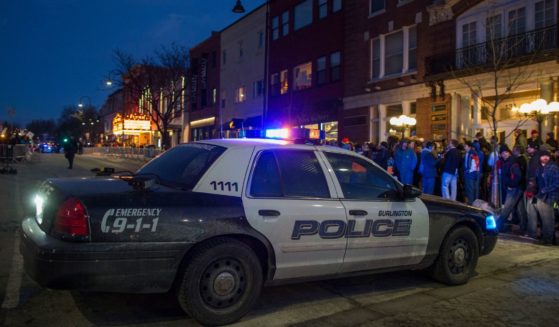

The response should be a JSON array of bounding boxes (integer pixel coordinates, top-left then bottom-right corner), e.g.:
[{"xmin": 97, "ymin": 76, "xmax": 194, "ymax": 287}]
[
  {"xmin": 124, "ymin": 119, "xmax": 150, "ymax": 130},
  {"xmin": 112, "ymin": 113, "xmax": 151, "ymax": 136}
]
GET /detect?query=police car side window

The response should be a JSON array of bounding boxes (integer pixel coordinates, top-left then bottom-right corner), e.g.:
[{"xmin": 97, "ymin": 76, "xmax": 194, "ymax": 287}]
[
  {"xmin": 275, "ymin": 150, "xmax": 330, "ymax": 198},
  {"xmin": 324, "ymin": 152, "xmax": 397, "ymax": 199},
  {"xmin": 250, "ymin": 150, "xmax": 330, "ymax": 198},
  {"xmin": 250, "ymin": 151, "xmax": 282, "ymax": 197}
]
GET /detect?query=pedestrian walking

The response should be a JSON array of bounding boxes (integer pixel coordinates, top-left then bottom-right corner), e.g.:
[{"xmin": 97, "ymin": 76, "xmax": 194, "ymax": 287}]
[
  {"xmin": 394, "ymin": 139, "xmax": 417, "ymax": 185},
  {"xmin": 531, "ymin": 151, "xmax": 559, "ymax": 245},
  {"xmin": 497, "ymin": 146, "xmax": 527, "ymax": 232},
  {"xmin": 441, "ymin": 140, "xmax": 461, "ymax": 201},
  {"xmin": 63, "ymin": 137, "xmax": 78, "ymax": 169},
  {"xmin": 420, "ymin": 141, "xmax": 439, "ymax": 195}
]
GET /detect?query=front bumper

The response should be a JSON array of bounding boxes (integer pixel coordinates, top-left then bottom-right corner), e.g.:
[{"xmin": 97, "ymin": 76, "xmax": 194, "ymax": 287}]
[
  {"xmin": 481, "ymin": 231, "xmax": 498, "ymax": 256},
  {"xmin": 20, "ymin": 218, "xmax": 191, "ymax": 293}
]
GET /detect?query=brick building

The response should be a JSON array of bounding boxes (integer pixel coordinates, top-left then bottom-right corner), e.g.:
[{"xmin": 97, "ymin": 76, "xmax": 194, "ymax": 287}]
[
  {"xmin": 266, "ymin": 0, "xmax": 344, "ymax": 141},
  {"xmin": 343, "ymin": 0, "xmax": 559, "ymax": 146}
]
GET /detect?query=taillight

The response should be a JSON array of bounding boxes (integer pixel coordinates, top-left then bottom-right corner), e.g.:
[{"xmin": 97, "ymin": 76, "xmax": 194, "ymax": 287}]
[{"xmin": 55, "ymin": 198, "xmax": 89, "ymax": 238}]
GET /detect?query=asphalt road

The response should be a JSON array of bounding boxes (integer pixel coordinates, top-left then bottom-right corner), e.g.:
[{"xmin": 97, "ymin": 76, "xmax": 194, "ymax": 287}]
[{"xmin": 1, "ymin": 153, "xmax": 559, "ymax": 327}]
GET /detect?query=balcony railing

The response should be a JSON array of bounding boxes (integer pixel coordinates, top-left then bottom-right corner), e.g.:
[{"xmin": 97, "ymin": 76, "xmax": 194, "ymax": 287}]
[{"xmin": 426, "ymin": 24, "xmax": 558, "ymax": 78}]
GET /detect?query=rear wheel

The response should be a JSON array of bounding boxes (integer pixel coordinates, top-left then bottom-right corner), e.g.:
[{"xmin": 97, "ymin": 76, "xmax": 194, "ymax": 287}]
[
  {"xmin": 430, "ymin": 226, "xmax": 479, "ymax": 285},
  {"xmin": 177, "ymin": 238, "xmax": 263, "ymax": 326}
]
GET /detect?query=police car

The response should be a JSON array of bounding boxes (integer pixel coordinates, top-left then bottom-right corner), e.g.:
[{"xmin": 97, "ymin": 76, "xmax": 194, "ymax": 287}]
[{"xmin": 21, "ymin": 128, "xmax": 498, "ymax": 326}]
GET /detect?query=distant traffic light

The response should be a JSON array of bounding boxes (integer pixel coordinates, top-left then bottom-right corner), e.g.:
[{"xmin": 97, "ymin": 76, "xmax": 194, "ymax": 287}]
[{"xmin": 63, "ymin": 138, "xmax": 68, "ymax": 143}]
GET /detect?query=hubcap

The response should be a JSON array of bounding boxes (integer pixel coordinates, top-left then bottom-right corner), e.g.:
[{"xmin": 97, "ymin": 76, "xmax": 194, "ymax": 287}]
[
  {"xmin": 448, "ymin": 238, "xmax": 470, "ymax": 274},
  {"xmin": 200, "ymin": 258, "xmax": 246, "ymax": 309},
  {"xmin": 214, "ymin": 272, "xmax": 235, "ymax": 296}
]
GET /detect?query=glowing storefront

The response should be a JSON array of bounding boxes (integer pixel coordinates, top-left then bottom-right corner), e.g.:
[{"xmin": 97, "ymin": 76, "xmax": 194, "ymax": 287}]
[{"xmin": 112, "ymin": 113, "xmax": 153, "ymax": 146}]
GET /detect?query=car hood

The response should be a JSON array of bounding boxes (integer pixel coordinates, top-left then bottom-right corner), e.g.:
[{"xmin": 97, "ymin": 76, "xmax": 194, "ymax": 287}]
[{"xmin": 419, "ymin": 193, "xmax": 485, "ymax": 215}]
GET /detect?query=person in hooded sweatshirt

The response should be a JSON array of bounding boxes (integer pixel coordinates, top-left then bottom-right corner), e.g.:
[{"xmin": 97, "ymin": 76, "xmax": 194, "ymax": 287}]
[
  {"xmin": 394, "ymin": 139, "xmax": 417, "ymax": 185},
  {"xmin": 420, "ymin": 141, "xmax": 439, "ymax": 195}
]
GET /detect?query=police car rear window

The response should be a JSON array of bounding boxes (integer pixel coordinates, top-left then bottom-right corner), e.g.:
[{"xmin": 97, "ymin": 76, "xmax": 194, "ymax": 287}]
[{"xmin": 137, "ymin": 144, "xmax": 226, "ymax": 189}]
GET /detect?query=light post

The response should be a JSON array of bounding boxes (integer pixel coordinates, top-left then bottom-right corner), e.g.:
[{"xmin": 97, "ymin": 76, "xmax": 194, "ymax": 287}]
[
  {"xmin": 512, "ymin": 99, "xmax": 559, "ymax": 135},
  {"xmin": 78, "ymin": 96, "xmax": 92, "ymax": 108},
  {"xmin": 389, "ymin": 115, "xmax": 417, "ymax": 139},
  {"xmin": 232, "ymin": 0, "xmax": 245, "ymax": 13},
  {"xmin": 104, "ymin": 70, "xmax": 121, "ymax": 87}
]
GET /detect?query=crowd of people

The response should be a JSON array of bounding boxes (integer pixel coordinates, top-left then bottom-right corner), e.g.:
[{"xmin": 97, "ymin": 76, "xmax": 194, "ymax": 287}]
[{"xmin": 338, "ymin": 130, "xmax": 559, "ymax": 246}]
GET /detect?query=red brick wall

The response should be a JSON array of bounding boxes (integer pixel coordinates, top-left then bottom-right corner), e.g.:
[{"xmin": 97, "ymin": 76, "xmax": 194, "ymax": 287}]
[{"xmin": 266, "ymin": 0, "xmax": 344, "ymax": 128}]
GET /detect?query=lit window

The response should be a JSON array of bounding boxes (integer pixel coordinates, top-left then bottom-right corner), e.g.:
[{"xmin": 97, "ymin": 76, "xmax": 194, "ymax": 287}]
[
  {"xmin": 294, "ymin": 0, "xmax": 312, "ymax": 31},
  {"xmin": 319, "ymin": 0, "xmax": 328, "ymax": 19},
  {"xmin": 370, "ymin": 0, "xmax": 385, "ymax": 15},
  {"xmin": 293, "ymin": 62, "xmax": 312, "ymax": 90},
  {"xmin": 282, "ymin": 11, "xmax": 289, "ymax": 36},
  {"xmin": 280, "ymin": 70, "xmax": 289, "ymax": 94},
  {"xmin": 235, "ymin": 87, "xmax": 246, "ymax": 103}
]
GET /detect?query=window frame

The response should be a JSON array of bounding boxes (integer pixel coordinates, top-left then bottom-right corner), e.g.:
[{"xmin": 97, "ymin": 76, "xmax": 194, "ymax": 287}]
[
  {"xmin": 316, "ymin": 56, "xmax": 327, "ymax": 85},
  {"xmin": 247, "ymin": 149, "xmax": 333, "ymax": 199},
  {"xmin": 319, "ymin": 0, "xmax": 328, "ymax": 19},
  {"xmin": 282, "ymin": 10, "xmax": 290, "ymax": 36},
  {"xmin": 330, "ymin": 51, "xmax": 341, "ymax": 82},
  {"xmin": 321, "ymin": 151, "xmax": 402, "ymax": 201},
  {"xmin": 293, "ymin": 61, "xmax": 313, "ymax": 91},
  {"xmin": 272, "ymin": 16, "xmax": 280, "ymax": 40},
  {"xmin": 294, "ymin": 0, "xmax": 313, "ymax": 31},
  {"xmin": 369, "ymin": 0, "xmax": 386, "ymax": 17}
]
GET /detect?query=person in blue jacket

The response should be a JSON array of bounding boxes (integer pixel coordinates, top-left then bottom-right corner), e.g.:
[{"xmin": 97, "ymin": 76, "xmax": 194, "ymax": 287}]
[
  {"xmin": 394, "ymin": 139, "xmax": 417, "ymax": 185},
  {"xmin": 420, "ymin": 141, "xmax": 440, "ymax": 194}
]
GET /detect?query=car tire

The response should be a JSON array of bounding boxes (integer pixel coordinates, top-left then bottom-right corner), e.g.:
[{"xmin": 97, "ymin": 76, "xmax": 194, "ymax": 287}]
[
  {"xmin": 430, "ymin": 226, "xmax": 479, "ymax": 285},
  {"xmin": 177, "ymin": 238, "xmax": 263, "ymax": 326}
]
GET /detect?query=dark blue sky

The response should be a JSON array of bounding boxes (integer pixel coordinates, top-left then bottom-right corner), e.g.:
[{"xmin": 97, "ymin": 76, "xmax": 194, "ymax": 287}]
[{"xmin": 0, "ymin": 0, "xmax": 264, "ymax": 125}]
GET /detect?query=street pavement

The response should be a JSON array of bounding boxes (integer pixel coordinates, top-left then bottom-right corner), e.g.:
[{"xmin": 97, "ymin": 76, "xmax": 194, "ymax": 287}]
[{"xmin": 1, "ymin": 153, "xmax": 559, "ymax": 327}]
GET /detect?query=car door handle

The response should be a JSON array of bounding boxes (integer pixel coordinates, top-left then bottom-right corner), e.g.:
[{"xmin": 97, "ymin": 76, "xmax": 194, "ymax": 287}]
[
  {"xmin": 258, "ymin": 210, "xmax": 281, "ymax": 217},
  {"xmin": 349, "ymin": 209, "xmax": 368, "ymax": 216}
]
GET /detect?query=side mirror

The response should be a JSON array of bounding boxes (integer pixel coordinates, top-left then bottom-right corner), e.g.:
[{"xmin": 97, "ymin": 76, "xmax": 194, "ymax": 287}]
[{"xmin": 403, "ymin": 184, "xmax": 422, "ymax": 199}]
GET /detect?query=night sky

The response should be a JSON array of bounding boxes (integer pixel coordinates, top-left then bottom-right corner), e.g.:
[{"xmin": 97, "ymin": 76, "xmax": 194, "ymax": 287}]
[{"xmin": 0, "ymin": 0, "xmax": 264, "ymax": 125}]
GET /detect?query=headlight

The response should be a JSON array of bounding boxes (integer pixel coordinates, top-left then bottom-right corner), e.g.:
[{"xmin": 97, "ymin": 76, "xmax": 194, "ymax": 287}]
[
  {"xmin": 34, "ymin": 194, "xmax": 44, "ymax": 224},
  {"xmin": 485, "ymin": 215, "xmax": 497, "ymax": 230}
]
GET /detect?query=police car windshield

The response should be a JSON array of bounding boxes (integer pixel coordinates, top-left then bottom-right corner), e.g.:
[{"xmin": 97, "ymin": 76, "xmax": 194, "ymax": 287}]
[{"xmin": 137, "ymin": 143, "xmax": 226, "ymax": 189}]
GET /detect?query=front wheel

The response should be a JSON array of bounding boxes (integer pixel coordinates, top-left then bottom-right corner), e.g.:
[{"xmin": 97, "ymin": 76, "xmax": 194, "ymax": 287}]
[
  {"xmin": 430, "ymin": 226, "xmax": 479, "ymax": 285},
  {"xmin": 177, "ymin": 238, "xmax": 263, "ymax": 326}
]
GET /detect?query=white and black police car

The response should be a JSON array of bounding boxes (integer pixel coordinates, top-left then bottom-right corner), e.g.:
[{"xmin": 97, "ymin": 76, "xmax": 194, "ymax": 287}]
[{"xmin": 21, "ymin": 128, "xmax": 498, "ymax": 326}]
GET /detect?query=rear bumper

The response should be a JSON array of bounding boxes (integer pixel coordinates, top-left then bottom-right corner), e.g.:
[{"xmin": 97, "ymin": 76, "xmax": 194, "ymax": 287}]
[{"xmin": 20, "ymin": 218, "xmax": 192, "ymax": 293}]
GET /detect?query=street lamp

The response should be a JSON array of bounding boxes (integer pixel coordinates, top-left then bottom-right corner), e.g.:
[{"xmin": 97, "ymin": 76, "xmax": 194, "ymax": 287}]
[
  {"xmin": 104, "ymin": 70, "xmax": 121, "ymax": 87},
  {"xmin": 78, "ymin": 96, "xmax": 92, "ymax": 108},
  {"xmin": 232, "ymin": 0, "xmax": 245, "ymax": 13},
  {"xmin": 389, "ymin": 114, "xmax": 417, "ymax": 138},
  {"xmin": 512, "ymin": 99, "xmax": 559, "ymax": 135}
]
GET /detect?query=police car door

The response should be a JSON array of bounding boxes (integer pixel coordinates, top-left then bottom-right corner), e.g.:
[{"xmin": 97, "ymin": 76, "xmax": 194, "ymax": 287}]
[
  {"xmin": 319, "ymin": 150, "xmax": 429, "ymax": 273},
  {"xmin": 242, "ymin": 147, "xmax": 347, "ymax": 280}
]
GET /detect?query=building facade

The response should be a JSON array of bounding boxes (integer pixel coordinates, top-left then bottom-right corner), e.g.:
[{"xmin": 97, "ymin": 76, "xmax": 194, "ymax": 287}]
[
  {"xmin": 188, "ymin": 31, "xmax": 222, "ymax": 141},
  {"xmin": 266, "ymin": 0, "xmax": 344, "ymax": 141},
  {"xmin": 220, "ymin": 4, "xmax": 267, "ymax": 137},
  {"xmin": 344, "ymin": 0, "xmax": 559, "ymax": 146}
]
